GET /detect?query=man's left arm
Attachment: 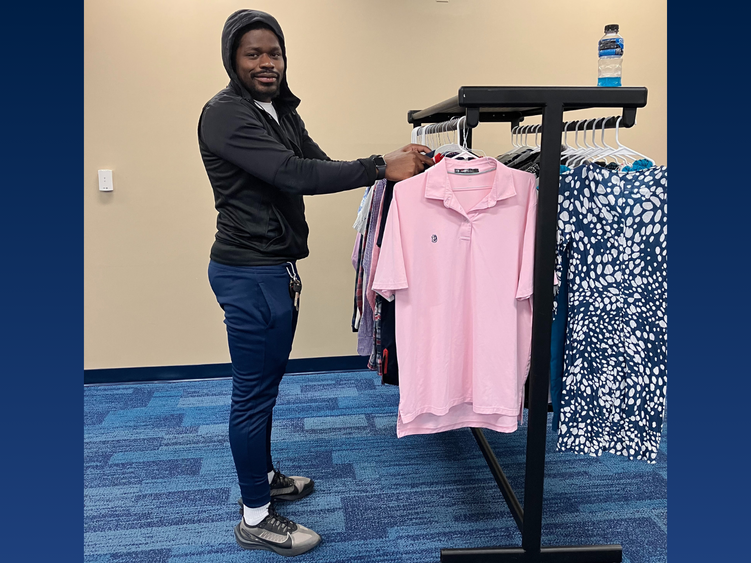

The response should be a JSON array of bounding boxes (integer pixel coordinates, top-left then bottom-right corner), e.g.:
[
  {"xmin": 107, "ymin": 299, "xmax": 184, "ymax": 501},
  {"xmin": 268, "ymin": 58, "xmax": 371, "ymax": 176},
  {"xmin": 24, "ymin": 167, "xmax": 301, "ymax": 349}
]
[{"xmin": 294, "ymin": 112, "xmax": 434, "ymax": 180}]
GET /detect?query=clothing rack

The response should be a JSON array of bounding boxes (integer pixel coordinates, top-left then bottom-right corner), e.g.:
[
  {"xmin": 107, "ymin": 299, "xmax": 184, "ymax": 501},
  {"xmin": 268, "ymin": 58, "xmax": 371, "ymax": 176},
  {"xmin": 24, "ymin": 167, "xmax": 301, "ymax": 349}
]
[{"xmin": 407, "ymin": 86, "xmax": 648, "ymax": 563}]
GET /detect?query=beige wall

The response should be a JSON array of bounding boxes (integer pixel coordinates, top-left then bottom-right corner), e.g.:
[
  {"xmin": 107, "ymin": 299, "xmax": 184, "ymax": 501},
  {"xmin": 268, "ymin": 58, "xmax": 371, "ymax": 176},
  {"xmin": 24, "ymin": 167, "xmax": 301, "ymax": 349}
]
[{"xmin": 84, "ymin": 0, "xmax": 667, "ymax": 370}]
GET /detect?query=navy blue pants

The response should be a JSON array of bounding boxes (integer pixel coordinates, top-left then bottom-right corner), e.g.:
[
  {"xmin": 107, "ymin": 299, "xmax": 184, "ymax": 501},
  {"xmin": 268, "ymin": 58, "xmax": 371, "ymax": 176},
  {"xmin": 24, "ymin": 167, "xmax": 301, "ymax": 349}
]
[{"xmin": 208, "ymin": 260, "xmax": 299, "ymax": 508}]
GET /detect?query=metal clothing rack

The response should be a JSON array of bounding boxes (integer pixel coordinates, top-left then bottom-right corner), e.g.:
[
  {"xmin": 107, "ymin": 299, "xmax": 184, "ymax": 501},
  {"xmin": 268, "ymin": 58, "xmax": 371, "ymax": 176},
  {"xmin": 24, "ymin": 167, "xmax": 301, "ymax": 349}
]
[{"xmin": 407, "ymin": 86, "xmax": 648, "ymax": 563}]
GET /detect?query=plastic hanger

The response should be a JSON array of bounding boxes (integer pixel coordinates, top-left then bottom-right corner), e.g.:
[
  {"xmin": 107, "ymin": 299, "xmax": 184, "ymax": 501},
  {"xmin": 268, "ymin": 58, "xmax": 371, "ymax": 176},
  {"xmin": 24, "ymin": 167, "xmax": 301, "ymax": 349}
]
[
  {"xmin": 434, "ymin": 117, "xmax": 465, "ymax": 157},
  {"xmin": 444, "ymin": 116, "xmax": 493, "ymax": 175},
  {"xmin": 501, "ymin": 125, "xmax": 532, "ymax": 162},
  {"xmin": 498, "ymin": 124, "xmax": 529, "ymax": 161},
  {"xmin": 596, "ymin": 117, "xmax": 628, "ymax": 166},
  {"xmin": 442, "ymin": 116, "xmax": 481, "ymax": 160},
  {"xmin": 527, "ymin": 124, "xmax": 542, "ymax": 156},
  {"xmin": 587, "ymin": 118, "xmax": 607, "ymax": 163},
  {"xmin": 566, "ymin": 120, "xmax": 586, "ymax": 168},
  {"xmin": 607, "ymin": 116, "xmax": 652, "ymax": 165},
  {"xmin": 571, "ymin": 118, "xmax": 604, "ymax": 167},
  {"xmin": 559, "ymin": 120, "xmax": 579, "ymax": 166},
  {"xmin": 575, "ymin": 118, "xmax": 600, "ymax": 166}
]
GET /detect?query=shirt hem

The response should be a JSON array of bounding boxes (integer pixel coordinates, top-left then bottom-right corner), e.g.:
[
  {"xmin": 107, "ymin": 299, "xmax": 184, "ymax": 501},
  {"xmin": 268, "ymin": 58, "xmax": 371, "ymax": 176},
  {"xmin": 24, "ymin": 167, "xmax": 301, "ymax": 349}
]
[
  {"xmin": 400, "ymin": 399, "xmax": 522, "ymax": 423},
  {"xmin": 397, "ymin": 419, "xmax": 519, "ymax": 438}
]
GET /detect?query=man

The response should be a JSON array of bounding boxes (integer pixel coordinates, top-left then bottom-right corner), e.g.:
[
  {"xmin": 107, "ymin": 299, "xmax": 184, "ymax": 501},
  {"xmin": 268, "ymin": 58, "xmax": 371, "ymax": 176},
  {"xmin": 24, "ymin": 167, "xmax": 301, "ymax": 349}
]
[{"xmin": 197, "ymin": 9, "xmax": 433, "ymax": 557}]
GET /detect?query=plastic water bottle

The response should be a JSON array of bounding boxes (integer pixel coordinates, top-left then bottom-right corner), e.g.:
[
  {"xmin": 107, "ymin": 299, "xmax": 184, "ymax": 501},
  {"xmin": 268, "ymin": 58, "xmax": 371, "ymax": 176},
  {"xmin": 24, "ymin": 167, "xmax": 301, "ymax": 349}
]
[{"xmin": 597, "ymin": 24, "xmax": 623, "ymax": 87}]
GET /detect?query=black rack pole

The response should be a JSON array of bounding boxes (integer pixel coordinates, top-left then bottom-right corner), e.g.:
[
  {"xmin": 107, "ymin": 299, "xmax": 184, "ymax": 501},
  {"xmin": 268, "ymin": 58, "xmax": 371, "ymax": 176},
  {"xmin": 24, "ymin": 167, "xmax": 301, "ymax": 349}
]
[
  {"xmin": 471, "ymin": 428, "xmax": 524, "ymax": 532},
  {"xmin": 521, "ymin": 102, "xmax": 563, "ymax": 553}
]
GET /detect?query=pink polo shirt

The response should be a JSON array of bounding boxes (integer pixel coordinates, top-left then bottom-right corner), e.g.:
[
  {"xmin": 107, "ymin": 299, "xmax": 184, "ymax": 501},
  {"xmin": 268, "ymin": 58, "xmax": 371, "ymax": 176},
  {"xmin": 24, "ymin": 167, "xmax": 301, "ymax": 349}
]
[{"xmin": 371, "ymin": 157, "xmax": 537, "ymax": 437}]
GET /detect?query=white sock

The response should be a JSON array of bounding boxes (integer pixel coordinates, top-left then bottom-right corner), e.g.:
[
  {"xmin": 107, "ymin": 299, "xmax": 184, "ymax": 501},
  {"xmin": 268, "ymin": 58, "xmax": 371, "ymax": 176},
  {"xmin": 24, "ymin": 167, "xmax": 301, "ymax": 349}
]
[
  {"xmin": 243, "ymin": 501, "xmax": 270, "ymax": 526},
  {"xmin": 268, "ymin": 470, "xmax": 275, "ymax": 484}
]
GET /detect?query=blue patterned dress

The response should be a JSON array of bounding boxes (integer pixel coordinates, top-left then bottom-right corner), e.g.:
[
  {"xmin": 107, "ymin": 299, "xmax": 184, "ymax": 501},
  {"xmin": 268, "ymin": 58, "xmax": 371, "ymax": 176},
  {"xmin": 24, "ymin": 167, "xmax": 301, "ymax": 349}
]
[{"xmin": 554, "ymin": 164, "xmax": 668, "ymax": 463}]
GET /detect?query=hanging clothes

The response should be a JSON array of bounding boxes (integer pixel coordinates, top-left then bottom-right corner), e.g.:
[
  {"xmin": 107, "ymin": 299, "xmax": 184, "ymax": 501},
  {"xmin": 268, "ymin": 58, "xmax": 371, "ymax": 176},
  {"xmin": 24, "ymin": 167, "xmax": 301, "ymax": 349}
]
[
  {"xmin": 553, "ymin": 163, "xmax": 668, "ymax": 463},
  {"xmin": 372, "ymin": 157, "xmax": 537, "ymax": 438},
  {"xmin": 354, "ymin": 180, "xmax": 387, "ymax": 355},
  {"xmin": 370, "ymin": 181, "xmax": 400, "ymax": 386},
  {"xmin": 350, "ymin": 179, "xmax": 400, "ymax": 385},
  {"xmin": 549, "ymin": 251, "xmax": 569, "ymax": 431}
]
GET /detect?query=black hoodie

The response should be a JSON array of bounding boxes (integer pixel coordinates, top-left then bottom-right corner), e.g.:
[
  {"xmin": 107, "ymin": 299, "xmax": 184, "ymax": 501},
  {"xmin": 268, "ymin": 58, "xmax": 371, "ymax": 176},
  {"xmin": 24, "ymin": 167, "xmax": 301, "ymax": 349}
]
[{"xmin": 198, "ymin": 9, "xmax": 378, "ymax": 266}]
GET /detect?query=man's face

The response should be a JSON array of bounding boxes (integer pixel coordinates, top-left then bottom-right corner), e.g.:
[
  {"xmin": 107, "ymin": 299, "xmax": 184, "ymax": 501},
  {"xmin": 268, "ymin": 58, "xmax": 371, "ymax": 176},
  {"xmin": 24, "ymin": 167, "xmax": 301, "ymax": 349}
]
[{"xmin": 234, "ymin": 28, "xmax": 285, "ymax": 102}]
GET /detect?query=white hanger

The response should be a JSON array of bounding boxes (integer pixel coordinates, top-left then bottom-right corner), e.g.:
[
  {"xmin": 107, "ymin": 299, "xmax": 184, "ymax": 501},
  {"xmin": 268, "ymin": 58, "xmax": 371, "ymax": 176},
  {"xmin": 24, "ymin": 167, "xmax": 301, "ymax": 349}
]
[
  {"xmin": 572, "ymin": 118, "xmax": 605, "ymax": 167},
  {"xmin": 498, "ymin": 123, "xmax": 529, "ymax": 160},
  {"xmin": 434, "ymin": 117, "xmax": 464, "ymax": 156},
  {"xmin": 577, "ymin": 118, "xmax": 600, "ymax": 165},
  {"xmin": 560, "ymin": 120, "xmax": 579, "ymax": 167},
  {"xmin": 413, "ymin": 123, "xmax": 427, "ymax": 146},
  {"xmin": 449, "ymin": 117, "xmax": 474, "ymax": 160},
  {"xmin": 607, "ymin": 116, "xmax": 652, "ymax": 165},
  {"xmin": 434, "ymin": 116, "xmax": 477, "ymax": 160},
  {"xmin": 566, "ymin": 120, "xmax": 586, "ymax": 168},
  {"xmin": 444, "ymin": 116, "xmax": 493, "ymax": 175},
  {"xmin": 597, "ymin": 117, "xmax": 628, "ymax": 165},
  {"xmin": 528, "ymin": 123, "xmax": 542, "ymax": 156},
  {"xmin": 586, "ymin": 118, "xmax": 607, "ymax": 162}
]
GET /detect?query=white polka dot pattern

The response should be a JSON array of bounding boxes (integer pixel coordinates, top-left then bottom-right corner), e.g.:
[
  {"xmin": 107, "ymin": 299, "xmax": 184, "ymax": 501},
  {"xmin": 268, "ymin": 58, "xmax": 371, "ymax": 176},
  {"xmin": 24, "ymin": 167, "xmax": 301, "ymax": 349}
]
[{"xmin": 554, "ymin": 164, "xmax": 668, "ymax": 463}]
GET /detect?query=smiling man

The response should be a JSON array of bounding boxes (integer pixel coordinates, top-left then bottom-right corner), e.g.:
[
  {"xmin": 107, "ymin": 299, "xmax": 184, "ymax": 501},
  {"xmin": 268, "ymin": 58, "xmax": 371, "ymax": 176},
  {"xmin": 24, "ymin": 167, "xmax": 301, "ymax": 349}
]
[{"xmin": 197, "ymin": 9, "xmax": 432, "ymax": 558}]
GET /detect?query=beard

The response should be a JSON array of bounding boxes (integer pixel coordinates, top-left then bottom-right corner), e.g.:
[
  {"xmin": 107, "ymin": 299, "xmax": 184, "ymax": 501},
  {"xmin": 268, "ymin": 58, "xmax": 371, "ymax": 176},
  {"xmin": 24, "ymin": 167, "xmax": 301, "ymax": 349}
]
[{"xmin": 240, "ymin": 74, "xmax": 281, "ymax": 102}]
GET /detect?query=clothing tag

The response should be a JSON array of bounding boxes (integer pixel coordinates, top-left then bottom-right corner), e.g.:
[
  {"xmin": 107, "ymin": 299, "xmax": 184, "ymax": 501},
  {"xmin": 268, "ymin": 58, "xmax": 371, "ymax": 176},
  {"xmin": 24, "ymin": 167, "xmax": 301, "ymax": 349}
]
[{"xmin": 453, "ymin": 168, "xmax": 480, "ymax": 174}]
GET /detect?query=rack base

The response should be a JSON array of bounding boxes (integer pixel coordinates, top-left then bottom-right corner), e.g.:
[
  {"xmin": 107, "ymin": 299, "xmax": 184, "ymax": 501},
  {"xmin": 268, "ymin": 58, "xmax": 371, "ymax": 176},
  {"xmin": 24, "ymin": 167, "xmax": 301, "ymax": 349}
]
[{"xmin": 441, "ymin": 544, "xmax": 622, "ymax": 563}]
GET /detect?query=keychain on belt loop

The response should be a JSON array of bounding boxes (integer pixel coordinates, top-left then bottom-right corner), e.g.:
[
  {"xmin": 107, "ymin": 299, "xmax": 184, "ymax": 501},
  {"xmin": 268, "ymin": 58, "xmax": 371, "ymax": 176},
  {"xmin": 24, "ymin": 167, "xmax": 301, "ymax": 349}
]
[{"xmin": 285, "ymin": 262, "xmax": 302, "ymax": 312}]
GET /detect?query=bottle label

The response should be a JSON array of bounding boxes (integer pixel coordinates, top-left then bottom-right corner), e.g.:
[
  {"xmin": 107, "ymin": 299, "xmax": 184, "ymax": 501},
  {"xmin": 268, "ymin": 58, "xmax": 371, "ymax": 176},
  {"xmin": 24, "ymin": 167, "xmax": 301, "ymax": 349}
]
[
  {"xmin": 599, "ymin": 38, "xmax": 624, "ymax": 50},
  {"xmin": 598, "ymin": 48, "xmax": 624, "ymax": 57}
]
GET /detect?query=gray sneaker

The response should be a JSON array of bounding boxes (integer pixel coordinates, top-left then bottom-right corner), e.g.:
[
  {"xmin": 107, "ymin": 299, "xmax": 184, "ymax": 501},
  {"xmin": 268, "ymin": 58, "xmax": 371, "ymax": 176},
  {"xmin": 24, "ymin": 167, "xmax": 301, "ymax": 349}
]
[
  {"xmin": 237, "ymin": 470, "xmax": 314, "ymax": 514},
  {"xmin": 269, "ymin": 469, "xmax": 315, "ymax": 501},
  {"xmin": 234, "ymin": 507, "xmax": 321, "ymax": 557}
]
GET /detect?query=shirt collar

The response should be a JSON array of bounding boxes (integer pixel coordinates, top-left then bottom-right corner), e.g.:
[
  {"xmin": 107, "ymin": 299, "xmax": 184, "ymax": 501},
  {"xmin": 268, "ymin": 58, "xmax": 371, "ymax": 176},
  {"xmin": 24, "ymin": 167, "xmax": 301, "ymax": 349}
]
[{"xmin": 424, "ymin": 157, "xmax": 517, "ymax": 208}]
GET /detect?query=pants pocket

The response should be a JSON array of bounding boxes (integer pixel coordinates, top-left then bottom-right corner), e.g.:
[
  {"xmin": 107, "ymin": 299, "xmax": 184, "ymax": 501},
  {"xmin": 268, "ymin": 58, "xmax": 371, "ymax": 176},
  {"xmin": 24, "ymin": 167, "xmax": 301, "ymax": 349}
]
[{"xmin": 258, "ymin": 276, "xmax": 293, "ymax": 330}]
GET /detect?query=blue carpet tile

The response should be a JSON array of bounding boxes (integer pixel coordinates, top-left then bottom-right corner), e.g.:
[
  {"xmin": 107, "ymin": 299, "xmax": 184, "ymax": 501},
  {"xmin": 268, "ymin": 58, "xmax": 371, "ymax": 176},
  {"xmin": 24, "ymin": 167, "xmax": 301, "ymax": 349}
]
[{"xmin": 84, "ymin": 370, "xmax": 667, "ymax": 562}]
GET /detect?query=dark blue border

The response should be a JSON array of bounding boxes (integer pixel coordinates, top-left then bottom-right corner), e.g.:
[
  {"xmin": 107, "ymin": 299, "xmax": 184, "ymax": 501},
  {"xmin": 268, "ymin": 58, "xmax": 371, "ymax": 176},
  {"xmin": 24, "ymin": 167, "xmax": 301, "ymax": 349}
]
[
  {"xmin": 84, "ymin": 356, "xmax": 371, "ymax": 385},
  {"xmin": 31, "ymin": 2, "xmax": 743, "ymax": 560},
  {"xmin": 3, "ymin": 2, "xmax": 83, "ymax": 561},
  {"xmin": 668, "ymin": 2, "xmax": 747, "ymax": 561}
]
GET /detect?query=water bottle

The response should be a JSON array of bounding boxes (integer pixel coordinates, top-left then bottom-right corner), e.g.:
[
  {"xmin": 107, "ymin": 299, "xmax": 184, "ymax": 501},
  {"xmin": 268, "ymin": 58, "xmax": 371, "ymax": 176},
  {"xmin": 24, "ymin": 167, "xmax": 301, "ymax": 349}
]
[{"xmin": 597, "ymin": 24, "xmax": 623, "ymax": 87}]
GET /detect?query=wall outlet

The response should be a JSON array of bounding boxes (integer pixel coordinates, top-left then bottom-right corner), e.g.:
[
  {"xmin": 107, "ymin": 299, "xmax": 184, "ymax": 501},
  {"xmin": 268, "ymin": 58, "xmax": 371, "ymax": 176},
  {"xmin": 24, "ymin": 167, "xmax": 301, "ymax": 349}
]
[{"xmin": 98, "ymin": 169, "xmax": 114, "ymax": 192}]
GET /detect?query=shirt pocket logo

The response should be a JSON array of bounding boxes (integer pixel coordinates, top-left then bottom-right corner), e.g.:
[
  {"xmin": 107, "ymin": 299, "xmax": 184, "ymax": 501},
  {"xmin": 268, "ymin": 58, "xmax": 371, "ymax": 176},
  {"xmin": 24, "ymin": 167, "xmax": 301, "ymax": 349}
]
[{"xmin": 431, "ymin": 235, "xmax": 438, "ymax": 243}]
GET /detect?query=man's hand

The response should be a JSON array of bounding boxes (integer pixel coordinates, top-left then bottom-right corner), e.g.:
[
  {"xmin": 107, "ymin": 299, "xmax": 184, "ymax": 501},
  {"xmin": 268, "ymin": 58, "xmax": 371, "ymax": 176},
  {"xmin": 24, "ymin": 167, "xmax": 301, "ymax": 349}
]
[{"xmin": 383, "ymin": 144, "xmax": 434, "ymax": 182}]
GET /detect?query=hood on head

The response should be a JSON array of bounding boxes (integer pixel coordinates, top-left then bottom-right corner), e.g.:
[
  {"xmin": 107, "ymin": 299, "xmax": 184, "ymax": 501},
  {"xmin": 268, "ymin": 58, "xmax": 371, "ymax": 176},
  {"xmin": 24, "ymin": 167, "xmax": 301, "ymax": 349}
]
[{"xmin": 221, "ymin": 9, "xmax": 300, "ymax": 108}]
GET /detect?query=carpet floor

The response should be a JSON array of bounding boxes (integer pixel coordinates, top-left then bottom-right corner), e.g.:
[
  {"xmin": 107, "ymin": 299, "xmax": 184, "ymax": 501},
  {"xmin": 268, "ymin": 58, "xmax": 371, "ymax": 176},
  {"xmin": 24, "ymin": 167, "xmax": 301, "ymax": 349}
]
[{"xmin": 84, "ymin": 370, "xmax": 667, "ymax": 562}]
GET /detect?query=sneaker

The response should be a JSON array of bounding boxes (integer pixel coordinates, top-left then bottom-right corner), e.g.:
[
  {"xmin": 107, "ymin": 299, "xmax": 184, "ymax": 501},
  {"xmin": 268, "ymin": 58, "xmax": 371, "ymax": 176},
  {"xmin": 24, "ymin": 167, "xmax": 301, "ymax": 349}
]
[
  {"xmin": 234, "ymin": 506, "xmax": 321, "ymax": 557},
  {"xmin": 270, "ymin": 469, "xmax": 315, "ymax": 501},
  {"xmin": 238, "ymin": 470, "xmax": 314, "ymax": 514}
]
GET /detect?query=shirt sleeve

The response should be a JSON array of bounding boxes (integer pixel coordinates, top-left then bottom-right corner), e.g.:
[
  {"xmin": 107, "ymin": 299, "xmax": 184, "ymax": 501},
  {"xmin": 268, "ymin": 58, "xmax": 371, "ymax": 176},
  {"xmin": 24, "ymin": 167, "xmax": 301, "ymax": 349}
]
[
  {"xmin": 371, "ymin": 190, "xmax": 408, "ymax": 302},
  {"xmin": 299, "ymin": 122, "xmax": 330, "ymax": 161},
  {"xmin": 516, "ymin": 175, "xmax": 538, "ymax": 300},
  {"xmin": 199, "ymin": 100, "xmax": 377, "ymax": 196}
]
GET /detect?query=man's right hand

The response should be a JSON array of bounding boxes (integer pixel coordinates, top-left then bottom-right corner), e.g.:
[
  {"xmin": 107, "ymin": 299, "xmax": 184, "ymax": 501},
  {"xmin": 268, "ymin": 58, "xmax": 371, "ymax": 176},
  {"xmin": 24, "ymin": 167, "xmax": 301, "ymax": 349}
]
[{"xmin": 383, "ymin": 144, "xmax": 434, "ymax": 182}]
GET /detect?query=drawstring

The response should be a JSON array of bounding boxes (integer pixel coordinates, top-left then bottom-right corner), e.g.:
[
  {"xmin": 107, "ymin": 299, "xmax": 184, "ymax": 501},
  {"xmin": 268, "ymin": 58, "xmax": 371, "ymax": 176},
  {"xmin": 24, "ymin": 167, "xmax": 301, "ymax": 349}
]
[{"xmin": 285, "ymin": 261, "xmax": 299, "ymax": 281}]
